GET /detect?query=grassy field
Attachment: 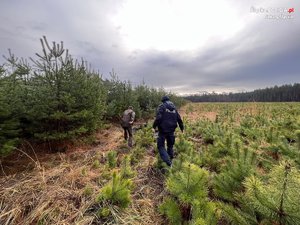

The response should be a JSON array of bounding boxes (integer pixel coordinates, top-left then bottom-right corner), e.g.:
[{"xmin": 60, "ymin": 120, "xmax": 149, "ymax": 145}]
[{"xmin": 1, "ymin": 102, "xmax": 300, "ymax": 224}]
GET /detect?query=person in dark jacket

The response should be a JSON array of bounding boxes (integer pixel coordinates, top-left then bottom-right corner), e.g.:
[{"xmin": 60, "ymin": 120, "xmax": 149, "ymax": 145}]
[
  {"xmin": 121, "ymin": 106, "xmax": 135, "ymax": 147},
  {"xmin": 153, "ymin": 96, "xmax": 184, "ymax": 166}
]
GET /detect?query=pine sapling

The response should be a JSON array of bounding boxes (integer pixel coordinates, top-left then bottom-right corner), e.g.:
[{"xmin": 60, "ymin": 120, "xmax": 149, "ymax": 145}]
[
  {"xmin": 296, "ymin": 130, "xmax": 300, "ymax": 151},
  {"xmin": 96, "ymin": 171, "xmax": 132, "ymax": 208},
  {"xmin": 192, "ymin": 201, "xmax": 220, "ymax": 225},
  {"xmin": 107, "ymin": 150, "xmax": 117, "ymax": 168},
  {"xmin": 120, "ymin": 155, "xmax": 135, "ymax": 178},
  {"xmin": 244, "ymin": 161, "xmax": 300, "ymax": 225},
  {"xmin": 166, "ymin": 163, "xmax": 209, "ymax": 205},
  {"xmin": 213, "ymin": 147, "xmax": 256, "ymax": 201},
  {"xmin": 159, "ymin": 198, "xmax": 182, "ymax": 225},
  {"xmin": 174, "ymin": 135, "xmax": 194, "ymax": 155},
  {"xmin": 92, "ymin": 159, "xmax": 100, "ymax": 169},
  {"xmin": 218, "ymin": 202, "xmax": 254, "ymax": 225}
]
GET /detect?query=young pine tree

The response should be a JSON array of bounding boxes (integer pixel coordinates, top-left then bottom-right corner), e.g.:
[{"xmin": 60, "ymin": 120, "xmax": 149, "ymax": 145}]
[
  {"xmin": 166, "ymin": 163, "xmax": 209, "ymax": 205},
  {"xmin": 296, "ymin": 130, "xmax": 300, "ymax": 151},
  {"xmin": 0, "ymin": 53, "xmax": 29, "ymax": 156},
  {"xmin": 159, "ymin": 198, "xmax": 182, "ymax": 225},
  {"xmin": 104, "ymin": 72, "xmax": 140, "ymax": 120},
  {"xmin": 162, "ymin": 162, "xmax": 219, "ymax": 224},
  {"xmin": 173, "ymin": 134, "xmax": 202, "ymax": 166},
  {"xmin": 213, "ymin": 147, "xmax": 256, "ymax": 201},
  {"xmin": 96, "ymin": 171, "xmax": 132, "ymax": 208},
  {"xmin": 174, "ymin": 134, "xmax": 194, "ymax": 155},
  {"xmin": 27, "ymin": 36, "xmax": 106, "ymax": 144},
  {"xmin": 120, "ymin": 155, "xmax": 135, "ymax": 178},
  {"xmin": 191, "ymin": 201, "xmax": 220, "ymax": 225},
  {"xmin": 217, "ymin": 202, "xmax": 256, "ymax": 225},
  {"xmin": 166, "ymin": 162, "xmax": 210, "ymax": 222},
  {"xmin": 107, "ymin": 150, "xmax": 117, "ymax": 168},
  {"xmin": 244, "ymin": 161, "xmax": 300, "ymax": 225}
]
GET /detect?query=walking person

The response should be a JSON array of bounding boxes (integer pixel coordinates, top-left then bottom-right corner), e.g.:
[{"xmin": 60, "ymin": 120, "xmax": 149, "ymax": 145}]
[
  {"xmin": 153, "ymin": 96, "xmax": 184, "ymax": 166},
  {"xmin": 121, "ymin": 106, "xmax": 135, "ymax": 147}
]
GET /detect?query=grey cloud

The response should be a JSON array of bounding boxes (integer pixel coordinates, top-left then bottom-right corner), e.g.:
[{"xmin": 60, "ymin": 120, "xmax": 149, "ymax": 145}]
[
  {"xmin": 31, "ymin": 22, "xmax": 48, "ymax": 31},
  {"xmin": 123, "ymin": 1, "xmax": 300, "ymax": 93},
  {"xmin": 0, "ymin": 0, "xmax": 299, "ymax": 94}
]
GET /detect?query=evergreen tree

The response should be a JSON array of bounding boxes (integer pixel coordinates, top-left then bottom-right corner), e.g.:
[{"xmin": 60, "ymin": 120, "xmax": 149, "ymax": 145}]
[
  {"xmin": 172, "ymin": 134, "xmax": 201, "ymax": 168},
  {"xmin": 191, "ymin": 201, "xmax": 220, "ymax": 225},
  {"xmin": 0, "ymin": 52, "xmax": 29, "ymax": 156},
  {"xmin": 96, "ymin": 171, "xmax": 132, "ymax": 208},
  {"xmin": 120, "ymin": 155, "xmax": 135, "ymax": 178},
  {"xmin": 161, "ymin": 161, "xmax": 219, "ymax": 224},
  {"xmin": 218, "ymin": 202, "xmax": 256, "ymax": 225},
  {"xmin": 107, "ymin": 150, "xmax": 117, "ymax": 168},
  {"xmin": 104, "ymin": 72, "xmax": 140, "ymax": 120},
  {"xmin": 174, "ymin": 135, "xmax": 194, "ymax": 155},
  {"xmin": 185, "ymin": 83, "xmax": 300, "ymax": 102},
  {"xmin": 159, "ymin": 198, "xmax": 182, "ymax": 225},
  {"xmin": 296, "ymin": 130, "xmax": 300, "ymax": 151},
  {"xmin": 165, "ymin": 162, "xmax": 210, "ymax": 223},
  {"xmin": 166, "ymin": 163, "xmax": 209, "ymax": 205},
  {"xmin": 244, "ymin": 161, "xmax": 300, "ymax": 225},
  {"xmin": 213, "ymin": 147, "xmax": 256, "ymax": 201},
  {"xmin": 135, "ymin": 83, "xmax": 156, "ymax": 118},
  {"xmin": 134, "ymin": 125, "xmax": 155, "ymax": 147},
  {"xmin": 27, "ymin": 36, "xmax": 106, "ymax": 144},
  {"xmin": 0, "ymin": 72, "xmax": 20, "ymax": 155}
]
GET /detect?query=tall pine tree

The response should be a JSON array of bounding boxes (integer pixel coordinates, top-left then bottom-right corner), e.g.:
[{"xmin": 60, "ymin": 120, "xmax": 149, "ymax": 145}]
[
  {"xmin": 27, "ymin": 36, "xmax": 106, "ymax": 145},
  {"xmin": 0, "ymin": 52, "xmax": 29, "ymax": 156}
]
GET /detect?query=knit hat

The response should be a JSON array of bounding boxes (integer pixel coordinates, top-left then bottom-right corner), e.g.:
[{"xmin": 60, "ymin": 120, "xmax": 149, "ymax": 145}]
[{"xmin": 161, "ymin": 96, "xmax": 170, "ymax": 102}]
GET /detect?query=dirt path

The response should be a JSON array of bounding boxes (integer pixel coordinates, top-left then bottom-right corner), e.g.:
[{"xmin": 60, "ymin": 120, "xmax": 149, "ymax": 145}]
[{"xmin": 0, "ymin": 104, "xmax": 195, "ymax": 176}]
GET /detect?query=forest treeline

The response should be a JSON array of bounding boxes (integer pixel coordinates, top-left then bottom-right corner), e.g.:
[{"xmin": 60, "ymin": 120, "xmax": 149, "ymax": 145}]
[
  {"xmin": 185, "ymin": 83, "xmax": 300, "ymax": 102},
  {"xmin": 0, "ymin": 36, "xmax": 185, "ymax": 156}
]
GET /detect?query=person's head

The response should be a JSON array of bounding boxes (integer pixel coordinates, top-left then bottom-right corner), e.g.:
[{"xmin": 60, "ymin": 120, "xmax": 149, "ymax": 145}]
[
  {"xmin": 128, "ymin": 106, "xmax": 133, "ymax": 110},
  {"xmin": 161, "ymin": 96, "xmax": 170, "ymax": 102}
]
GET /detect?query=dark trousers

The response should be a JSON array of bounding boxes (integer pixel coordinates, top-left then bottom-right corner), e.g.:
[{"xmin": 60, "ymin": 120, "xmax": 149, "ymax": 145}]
[
  {"xmin": 157, "ymin": 132, "xmax": 175, "ymax": 166},
  {"xmin": 123, "ymin": 126, "xmax": 133, "ymax": 147}
]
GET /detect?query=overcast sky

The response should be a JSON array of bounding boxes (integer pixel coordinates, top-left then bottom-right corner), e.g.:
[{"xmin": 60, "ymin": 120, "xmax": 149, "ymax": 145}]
[{"xmin": 0, "ymin": 0, "xmax": 299, "ymax": 94}]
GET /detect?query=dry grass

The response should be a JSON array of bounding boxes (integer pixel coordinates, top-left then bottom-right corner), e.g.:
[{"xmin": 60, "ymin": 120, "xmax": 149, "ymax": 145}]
[
  {"xmin": 0, "ymin": 152, "xmax": 103, "ymax": 225},
  {"xmin": 179, "ymin": 104, "xmax": 218, "ymax": 122},
  {"xmin": 179, "ymin": 102, "xmax": 263, "ymax": 124},
  {"xmin": 2, "ymin": 106, "xmax": 225, "ymax": 225},
  {"xmin": 0, "ymin": 126, "xmax": 166, "ymax": 225},
  {"xmin": 117, "ymin": 148, "xmax": 166, "ymax": 225}
]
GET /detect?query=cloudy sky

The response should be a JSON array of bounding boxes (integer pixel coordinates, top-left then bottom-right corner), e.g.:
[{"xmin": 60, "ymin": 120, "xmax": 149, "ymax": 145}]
[{"xmin": 0, "ymin": 0, "xmax": 299, "ymax": 94}]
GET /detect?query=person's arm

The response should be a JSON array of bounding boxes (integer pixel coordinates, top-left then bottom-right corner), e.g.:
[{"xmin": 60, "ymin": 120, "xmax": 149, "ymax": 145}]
[
  {"xmin": 153, "ymin": 104, "xmax": 165, "ymax": 129},
  {"xmin": 177, "ymin": 111, "xmax": 184, "ymax": 132},
  {"xmin": 131, "ymin": 111, "xmax": 135, "ymax": 123}
]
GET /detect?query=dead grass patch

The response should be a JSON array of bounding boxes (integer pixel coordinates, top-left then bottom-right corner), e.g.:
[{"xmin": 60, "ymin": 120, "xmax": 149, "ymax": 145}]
[{"xmin": 0, "ymin": 125, "xmax": 166, "ymax": 225}]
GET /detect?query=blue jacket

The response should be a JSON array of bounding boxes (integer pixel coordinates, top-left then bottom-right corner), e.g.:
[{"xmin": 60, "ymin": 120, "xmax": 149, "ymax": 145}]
[{"xmin": 153, "ymin": 101, "xmax": 184, "ymax": 133}]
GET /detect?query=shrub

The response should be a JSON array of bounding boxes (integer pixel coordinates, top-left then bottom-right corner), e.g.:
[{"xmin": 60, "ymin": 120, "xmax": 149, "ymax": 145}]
[
  {"xmin": 107, "ymin": 150, "xmax": 117, "ymax": 168},
  {"xmin": 96, "ymin": 172, "xmax": 132, "ymax": 208},
  {"xmin": 26, "ymin": 36, "xmax": 107, "ymax": 144}
]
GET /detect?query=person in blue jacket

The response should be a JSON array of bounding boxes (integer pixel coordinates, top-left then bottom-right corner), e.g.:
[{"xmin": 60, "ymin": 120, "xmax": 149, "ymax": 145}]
[{"xmin": 153, "ymin": 96, "xmax": 184, "ymax": 166}]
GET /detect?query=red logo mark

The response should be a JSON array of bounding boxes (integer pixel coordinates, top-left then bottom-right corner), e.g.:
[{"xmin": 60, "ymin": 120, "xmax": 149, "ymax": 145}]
[{"xmin": 288, "ymin": 8, "xmax": 294, "ymax": 13}]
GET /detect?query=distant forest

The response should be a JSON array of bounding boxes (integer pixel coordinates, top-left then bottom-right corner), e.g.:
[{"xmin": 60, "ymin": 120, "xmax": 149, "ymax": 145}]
[{"xmin": 185, "ymin": 83, "xmax": 300, "ymax": 102}]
